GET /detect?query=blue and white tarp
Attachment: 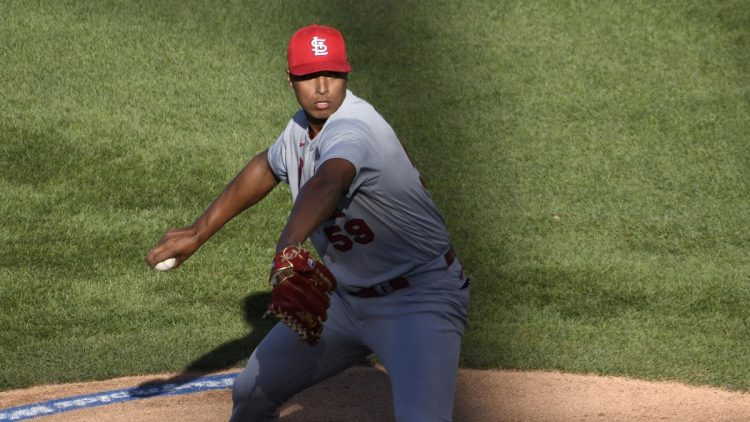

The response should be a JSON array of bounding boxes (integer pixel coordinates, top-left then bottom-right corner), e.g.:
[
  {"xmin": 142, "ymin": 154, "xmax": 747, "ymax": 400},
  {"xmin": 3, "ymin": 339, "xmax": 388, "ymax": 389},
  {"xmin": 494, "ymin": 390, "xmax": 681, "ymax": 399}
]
[{"xmin": 0, "ymin": 372, "xmax": 238, "ymax": 421}]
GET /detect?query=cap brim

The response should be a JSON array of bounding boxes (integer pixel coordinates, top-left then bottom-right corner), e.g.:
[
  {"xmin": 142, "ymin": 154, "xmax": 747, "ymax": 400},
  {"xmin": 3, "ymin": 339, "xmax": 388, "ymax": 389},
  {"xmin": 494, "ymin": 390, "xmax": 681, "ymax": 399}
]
[{"xmin": 289, "ymin": 61, "xmax": 352, "ymax": 76}]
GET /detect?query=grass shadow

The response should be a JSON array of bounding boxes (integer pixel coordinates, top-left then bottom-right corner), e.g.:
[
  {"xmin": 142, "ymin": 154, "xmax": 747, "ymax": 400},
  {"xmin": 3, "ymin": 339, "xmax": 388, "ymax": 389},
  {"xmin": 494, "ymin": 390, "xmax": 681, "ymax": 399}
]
[{"xmin": 136, "ymin": 291, "xmax": 274, "ymax": 390}]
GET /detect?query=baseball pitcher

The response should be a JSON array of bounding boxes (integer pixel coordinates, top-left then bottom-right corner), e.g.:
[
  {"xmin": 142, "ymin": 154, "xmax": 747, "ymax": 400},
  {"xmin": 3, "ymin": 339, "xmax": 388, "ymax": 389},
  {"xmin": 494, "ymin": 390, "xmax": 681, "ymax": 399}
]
[{"xmin": 146, "ymin": 24, "xmax": 470, "ymax": 422}]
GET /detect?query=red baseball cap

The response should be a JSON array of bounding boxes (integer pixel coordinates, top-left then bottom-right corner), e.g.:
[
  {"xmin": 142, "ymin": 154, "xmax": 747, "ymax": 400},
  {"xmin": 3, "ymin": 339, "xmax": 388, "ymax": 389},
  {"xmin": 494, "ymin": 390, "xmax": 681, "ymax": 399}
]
[{"xmin": 287, "ymin": 25, "xmax": 352, "ymax": 76}]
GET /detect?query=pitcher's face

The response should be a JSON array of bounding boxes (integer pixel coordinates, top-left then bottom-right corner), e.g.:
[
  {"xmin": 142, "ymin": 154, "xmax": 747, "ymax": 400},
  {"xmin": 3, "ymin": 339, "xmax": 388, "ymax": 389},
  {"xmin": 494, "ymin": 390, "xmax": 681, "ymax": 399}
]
[{"xmin": 288, "ymin": 71, "xmax": 348, "ymax": 129}]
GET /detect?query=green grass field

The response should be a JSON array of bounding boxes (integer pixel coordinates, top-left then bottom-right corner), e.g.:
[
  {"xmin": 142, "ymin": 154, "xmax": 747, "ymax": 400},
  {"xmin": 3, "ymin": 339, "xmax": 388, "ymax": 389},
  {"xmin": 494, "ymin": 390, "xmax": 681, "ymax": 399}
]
[{"xmin": 2, "ymin": 0, "xmax": 749, "ymax": 392}]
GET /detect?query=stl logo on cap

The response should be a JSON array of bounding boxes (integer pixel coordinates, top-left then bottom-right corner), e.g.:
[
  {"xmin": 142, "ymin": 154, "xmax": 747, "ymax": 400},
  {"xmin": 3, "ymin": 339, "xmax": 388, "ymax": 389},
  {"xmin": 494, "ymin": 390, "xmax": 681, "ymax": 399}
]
[
  {"xmin": 311, "ymin": 36, "xmax": 328, "ymax": 56},
  {"xmin": 288, "ymin": 24, "xmax": 351, "ymax": 76}
]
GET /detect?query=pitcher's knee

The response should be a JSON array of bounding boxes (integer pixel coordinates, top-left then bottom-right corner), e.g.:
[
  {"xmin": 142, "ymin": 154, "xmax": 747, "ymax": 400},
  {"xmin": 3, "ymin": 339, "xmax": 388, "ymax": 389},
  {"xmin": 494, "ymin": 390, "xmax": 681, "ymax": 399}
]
[{"xmin": 228, "ymin": 372, "xmax": 281, "ymax": 422}]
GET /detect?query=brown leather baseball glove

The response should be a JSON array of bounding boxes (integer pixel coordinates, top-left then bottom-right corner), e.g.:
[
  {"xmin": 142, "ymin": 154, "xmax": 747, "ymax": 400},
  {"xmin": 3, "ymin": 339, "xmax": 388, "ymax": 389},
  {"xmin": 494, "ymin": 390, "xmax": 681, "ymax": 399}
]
[{"xmin": 264, "ymin": 246, "xmax": 337, "ymax": 344}]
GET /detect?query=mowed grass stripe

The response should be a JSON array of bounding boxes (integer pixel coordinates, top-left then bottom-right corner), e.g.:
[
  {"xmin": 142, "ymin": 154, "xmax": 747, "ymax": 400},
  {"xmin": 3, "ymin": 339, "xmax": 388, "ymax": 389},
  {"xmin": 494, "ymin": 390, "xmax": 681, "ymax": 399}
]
[{"xmin": 1, "ymin": 0, "xmax": 749, "ymax": 391}]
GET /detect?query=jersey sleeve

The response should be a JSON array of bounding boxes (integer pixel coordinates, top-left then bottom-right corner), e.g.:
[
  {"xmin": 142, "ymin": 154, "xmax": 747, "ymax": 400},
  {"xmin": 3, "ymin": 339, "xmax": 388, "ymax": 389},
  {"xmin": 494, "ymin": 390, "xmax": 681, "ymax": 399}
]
[
  {"xmin": 317, "ymin": 119, "xmax": 379, "ymax": 193},
  {"xmin": 268, "ymin": 110, "xmax": 309, "ymax": 184},
  {"xmin": 266, "ymin": 134, "xmax": 288, "ymax": 183}
]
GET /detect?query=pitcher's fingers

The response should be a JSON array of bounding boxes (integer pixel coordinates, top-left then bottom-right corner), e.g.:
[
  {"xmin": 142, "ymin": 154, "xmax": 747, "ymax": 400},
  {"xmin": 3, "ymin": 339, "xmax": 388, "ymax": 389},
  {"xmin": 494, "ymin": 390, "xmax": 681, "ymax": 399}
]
[{"xmin": 146, "ymin": 244, "xmax": 171, "ymax": 267}]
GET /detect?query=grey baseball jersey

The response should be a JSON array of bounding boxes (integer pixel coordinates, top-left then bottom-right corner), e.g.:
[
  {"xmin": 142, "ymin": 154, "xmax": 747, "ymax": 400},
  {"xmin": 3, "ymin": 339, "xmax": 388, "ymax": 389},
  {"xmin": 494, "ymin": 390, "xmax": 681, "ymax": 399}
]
[{"xmin": 267, "ymin": 90, "xmax": 451, "ymax": 289}]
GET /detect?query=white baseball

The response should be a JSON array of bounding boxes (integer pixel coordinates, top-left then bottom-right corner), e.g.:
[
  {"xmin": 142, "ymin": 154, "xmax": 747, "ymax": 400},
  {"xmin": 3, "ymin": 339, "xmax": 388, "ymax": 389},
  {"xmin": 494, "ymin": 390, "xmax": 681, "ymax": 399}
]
[{"xmin": 154, "ymin": 258, "xmax": 177, "ymax": 271}]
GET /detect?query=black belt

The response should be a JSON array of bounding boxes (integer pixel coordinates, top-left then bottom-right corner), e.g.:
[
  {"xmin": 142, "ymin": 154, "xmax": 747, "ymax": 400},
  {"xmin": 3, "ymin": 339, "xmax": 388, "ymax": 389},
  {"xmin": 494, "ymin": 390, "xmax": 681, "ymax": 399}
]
[{"xmin": 354, "ymin": 249, "xmax": 456, "ymax": 298}]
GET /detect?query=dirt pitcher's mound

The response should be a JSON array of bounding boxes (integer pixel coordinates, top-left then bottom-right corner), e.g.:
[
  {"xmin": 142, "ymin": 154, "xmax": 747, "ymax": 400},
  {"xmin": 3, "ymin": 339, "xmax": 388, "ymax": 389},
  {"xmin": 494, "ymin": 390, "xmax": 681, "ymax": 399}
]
[{"xmin": 2, "ymin": 366, "xmax": 750, "ymax": 421}]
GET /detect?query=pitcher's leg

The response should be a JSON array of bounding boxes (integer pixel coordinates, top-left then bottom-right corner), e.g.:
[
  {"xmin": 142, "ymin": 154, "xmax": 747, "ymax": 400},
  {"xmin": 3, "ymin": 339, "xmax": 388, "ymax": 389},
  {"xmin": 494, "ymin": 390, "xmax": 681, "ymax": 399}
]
[
  {"xmin": 230, "ymin": 295, "xmax": 369, "ymax": 421},
  {"xmin": 365, "ymin": 304, "xmax": 467, "ymax": 422}
]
